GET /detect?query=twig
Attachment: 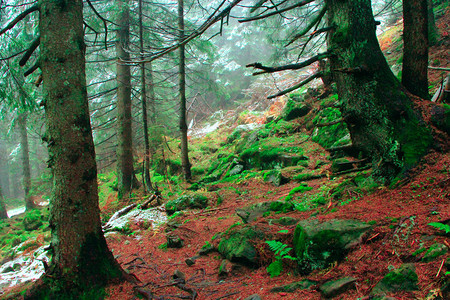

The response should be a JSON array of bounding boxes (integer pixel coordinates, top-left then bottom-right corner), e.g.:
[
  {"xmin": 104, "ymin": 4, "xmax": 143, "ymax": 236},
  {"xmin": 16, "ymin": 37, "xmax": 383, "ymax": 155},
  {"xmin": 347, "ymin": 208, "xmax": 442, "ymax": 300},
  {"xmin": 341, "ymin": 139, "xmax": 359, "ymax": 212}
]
[
  {"xmin": 239, "ymin": 0, "xmax": 314, "ymax": 23},
  {"xmin": 0, "ymin": 4, "xmax": 39, "ymax": 35},
  {"xmin": 267, "ymin": 72, "xmax": 322, "ymax": 99},
  {"xmin": 86, "ymin": 0, "xmax": 109, "ymax": 50},
  {"xmin": 436, "ymin": 259, "xmax": 445, "ymax": 277}
]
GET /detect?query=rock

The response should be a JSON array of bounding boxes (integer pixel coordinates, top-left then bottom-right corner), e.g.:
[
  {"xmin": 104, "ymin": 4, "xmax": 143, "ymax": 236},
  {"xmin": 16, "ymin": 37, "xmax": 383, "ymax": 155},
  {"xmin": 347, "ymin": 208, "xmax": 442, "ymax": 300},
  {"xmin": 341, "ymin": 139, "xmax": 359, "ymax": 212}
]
[
  {"xmin": 185, "ymin": 255, "xmax": 200, "ymax": 266},
  {"xmin": 218, "ymin": 259, "xmax": 233, "ymax": 276},
  {"xmin": 243, "ymin": 294, "xmax": 262, "ymax": 300},
  {"xmin": 282, "ymin": 99, "xmax": 311, "ymax": 121},
  {"xmin": 372, "ymin": 264, "xmax": 418, "ymax": 295},
  {"xmin": 236, "ymin": 201, "xmax": 294, "ymax": 223},
  {"xmin": 218, "ymin": 225, "xmax": 268, "ymax": 267},
  {"xmin": 263, "ymin": 169, "xmax": 289, "ymax": 186},
  {"xmin": 228, "ymin": 164, "xmax": 244, "ymax": 176},
  {"xmin": 165, "ymin": 193, "xmax": 208, "ymax": 215},
  {"xmin": 166, "ymin": 234, "xmax": 184, "ymax": 248},
  {"xmin": 430, "ymin": 104, "xmax": 450, "ymax": 134},
  {"xmin": 23, "ymin": 209, "xmax": 43, "ymax": 231},
  {"xmin": 173, "ymin": 269, "xmax": 186, "ymax": 283},
  {"xmin": 422, "ymin": 243, "xmax": 448, "ymax": 262},
  {"xmin": 270, "ymin": 279, "xmax": 317, "ymax": 293},
  {"xmin": 293, "ymin": 219, "xmax": 371, "ymax": 274},
  {"xmin": 319, "ymin": 277, "xmax": 357, "ymax": 298},
  {"xmin": 198, "ymin": 244, "xmax": 215, "ymax": 256},
  {"xmin": 271, "ymin": 216, "xmax": 299, "ymax": 226}
]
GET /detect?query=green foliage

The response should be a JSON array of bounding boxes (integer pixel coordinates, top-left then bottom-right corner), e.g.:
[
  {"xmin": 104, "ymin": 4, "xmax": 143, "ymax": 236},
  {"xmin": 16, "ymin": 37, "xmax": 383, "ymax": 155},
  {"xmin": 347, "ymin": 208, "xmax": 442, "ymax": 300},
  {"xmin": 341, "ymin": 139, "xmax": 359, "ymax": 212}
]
[
  {"xmin": 265, "ymin": 240, "xmax": 296, "ymax": 277},
  {"xmin": 285, "ymin": 184, "xmax": 313, "ymax": 201},
  {"xmin": 428, "ymin": 222, "xmax": 450, "ymax": 234}
]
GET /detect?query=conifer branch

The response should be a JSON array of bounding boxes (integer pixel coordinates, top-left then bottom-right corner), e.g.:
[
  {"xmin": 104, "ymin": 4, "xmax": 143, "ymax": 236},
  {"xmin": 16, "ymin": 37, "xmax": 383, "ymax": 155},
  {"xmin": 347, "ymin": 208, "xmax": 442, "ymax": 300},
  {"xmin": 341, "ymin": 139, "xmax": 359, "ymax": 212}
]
[
  {"xmin": 24, "ymin": 59, "xmax": 40, "ymax": 77},
  {"xmin": 247, "ymin": 51, "xmax": 330, "ymax": 75},
  {"xmin": 267, "ymin": 71, "xmax": 322, "ymax": 99},
  {"xmin": 86, "ymin": 0, "xmax": 110, "ymax": 50},
  {"xmin": 286, "ymin": 3, "xmax": 327, "ymax": 46},
  {"xmin": 0, "ymin": 4, "xmax": 39, "ymax": 36},
  {"xmin": 239, "ymin": 0, "xmax": 314, "ymax": 23},
  {"xmin": 19, "ymin": 35, "xmax": 40, "ymax": 67}
]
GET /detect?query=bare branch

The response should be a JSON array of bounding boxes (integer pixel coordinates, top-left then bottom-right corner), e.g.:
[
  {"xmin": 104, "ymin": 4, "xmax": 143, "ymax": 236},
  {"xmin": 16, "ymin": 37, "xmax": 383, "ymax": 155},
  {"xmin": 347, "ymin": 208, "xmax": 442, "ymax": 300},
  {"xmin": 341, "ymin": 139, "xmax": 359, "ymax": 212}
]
[
  {"xmin": 24, "ymin": 59, "xmax": 40, "ymax": 77},
  {"xmin": 239, "ymin": 0, "xmax": 314, "ymax": 23},
  {"xmin": 86, "ymin": 0, "xmax": 109, "ymax": 50},
  {"xmin": 247, "ymin": 51, "xmax": 330, "ymax": 75},
  {"xmin": 267, "ymin": 72, "xmax": 322, "ymax": 99},
  {"xmin": 19, "ymin": 35, "xmax": 40, "ymax": 66},
  {"xmin": 0, "ymin": 4, "xmax": 39, "ymax": 36},
  {"xmin": 286, "ymin": 3, "xmax": 327, "ymax": 46}
]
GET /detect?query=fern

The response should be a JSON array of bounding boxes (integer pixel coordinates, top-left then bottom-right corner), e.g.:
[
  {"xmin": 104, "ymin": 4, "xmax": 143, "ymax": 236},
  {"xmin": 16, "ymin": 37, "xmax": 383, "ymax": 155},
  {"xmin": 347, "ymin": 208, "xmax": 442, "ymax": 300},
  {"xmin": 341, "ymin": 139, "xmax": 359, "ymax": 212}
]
[
  {"xmin": 428, "ymin": 222, "xmax": 450, "ymax": 234},
  {"xmin": 265, "ymin": 240, "xmax": 297, "ymax": 277}
]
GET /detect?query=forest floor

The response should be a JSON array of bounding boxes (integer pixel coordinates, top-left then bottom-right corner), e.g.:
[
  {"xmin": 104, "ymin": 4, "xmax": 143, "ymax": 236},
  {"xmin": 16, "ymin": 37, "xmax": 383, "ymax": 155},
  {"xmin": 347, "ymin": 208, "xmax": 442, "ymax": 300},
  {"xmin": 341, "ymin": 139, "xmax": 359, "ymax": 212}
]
[{"xmin": 0, "ymin": 6, "xmax": 449, "ymax": 300}]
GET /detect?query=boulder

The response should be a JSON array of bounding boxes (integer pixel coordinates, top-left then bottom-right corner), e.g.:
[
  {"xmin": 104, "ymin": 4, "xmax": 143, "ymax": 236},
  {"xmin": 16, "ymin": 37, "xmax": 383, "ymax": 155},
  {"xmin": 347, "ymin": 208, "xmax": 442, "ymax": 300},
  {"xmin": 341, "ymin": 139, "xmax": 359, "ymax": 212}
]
[
  {"xmin": 372, "ymin": 264, "xmax": 418, "ymax": 295},
  {"xmin": 218, "ymin": 225, "xmax": 268, "ymax": 267},
  {"xmin": 319, "ymin": 277, "xmax": 357, "ymax": 298},
  {"xmin": 165, "ymin": 193, "xmax": 208, "ymax": 215},
  {"xmin": 293, "ymin": 219, "xmax": 371, "ymax": 274},
  {"xmin": 270, "ymin": 279, "xmax": 317, "ymax": 293},
  {"xmin": 236, "ymin": 201, "xmax": 294, "ymax": 223},
  {"xmin": 23, "ymin": 209, "xmax": 43, "ymax": 231},
  {"xmin": 263, "ymin": 169, "xmax": 289, "ymax": 187},
  {"xmin": 422, "ymin": 243, "xmax": 448, "ymax": 262},
  {"xmin": 282, "ymin": 98, "xmax": 311, "ymax": 121}
]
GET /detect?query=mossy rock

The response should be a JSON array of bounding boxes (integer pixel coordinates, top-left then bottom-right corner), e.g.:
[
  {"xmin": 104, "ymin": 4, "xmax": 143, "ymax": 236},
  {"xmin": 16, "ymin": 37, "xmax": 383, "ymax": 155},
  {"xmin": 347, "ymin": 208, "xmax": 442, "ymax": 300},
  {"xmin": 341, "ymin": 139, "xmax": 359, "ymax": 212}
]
[
  {"xmin": 293, "ymin": 219, "xmax": 371, "ymax": 274},
  {"xmin": 319, "ymin": 277, "xmax": 357, "ymax": 298},
  {"xmin": 165, "ymin": 193, "xmax": 208, "ymax": 215},
  {"xmin": 422, "ymin": 243, "xmax": 448, "ymax": 262},
  {"xmin": 282, "ymin": 98, "xmax": 311, "ymax": 121},
  {"xmin": 263, "ymin": 169, "xmax": 289, "ymax": 186},
  {"xmin": 217, "ymin": 225, "xmax": 268, "ymax": 267},
  {"xmin": 372, "ymin": 264, "xmax": 418, "ymax": 295},
  {"xmin": 236, "ymin": 201, "xmax": 294, "ymax": 223},
  {"xmin": 271, "ymin": 216, "xmax": 299, "ymax": 226},
  {"xmin": 270, "ymin": 279, "xmax": 317, "ymax": 293},
  {"xmin": 23, "ymin": 209, "xmax": 43, "ymax": 231}
]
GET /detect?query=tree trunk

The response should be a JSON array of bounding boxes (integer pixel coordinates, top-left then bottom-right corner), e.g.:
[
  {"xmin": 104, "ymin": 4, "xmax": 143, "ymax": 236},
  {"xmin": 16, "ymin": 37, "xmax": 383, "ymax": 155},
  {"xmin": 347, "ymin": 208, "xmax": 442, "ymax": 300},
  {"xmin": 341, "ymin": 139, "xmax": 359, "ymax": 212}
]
[
  {"xmin": 402, "ymin": 0, "xmax": 429, "ymax": 99},
  {"xmin": 326, "ymin": 0, "xmax": 432, "ymax": 182},
  {"xmin": 178, "ymin": 0, "xmax": 191, "ymax": 180},
  {"xmin": 116, "ymin": 0, "xmax": 139, "ymax": 199},
  {"xmin": 27, "ymin": 0, "xmax": 125, "ymax": 297},
  {"xmin": 0, "ymin": 184, "xmax": 7, "ymax": 220},
  {"xmin": 18, "ymin": 113, "xmax": 35, "ymax": 210},
  {"xmin": 428, "ymin": 0, "xmax": 438, "ymax": 46},
  {"xmin": 0, "ymin": 143, "xmax": 10, "ymax": 198},
  {"xmin": 139, "ymin": 0, "xmax": 154, "ymax": 193}
]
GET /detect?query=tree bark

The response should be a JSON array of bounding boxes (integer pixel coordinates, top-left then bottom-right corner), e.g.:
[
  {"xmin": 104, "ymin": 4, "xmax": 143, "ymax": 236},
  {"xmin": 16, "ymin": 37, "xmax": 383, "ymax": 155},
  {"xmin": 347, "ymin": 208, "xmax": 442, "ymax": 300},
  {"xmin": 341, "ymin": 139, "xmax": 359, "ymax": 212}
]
[
  {"xmin": 139, "ymin": 0, "xmax": 154, "ymax": 193},
  {"xmin": 402, "ymin": 0, "xmax": 429, "ymax": 99},
  {"xmin": 0, "ymin": 142, "xmax": 10, "ymax": 198},
  {"xmin": 326, "ymin": 0, "xmax": 432, "ymax": 182},
  {"xmin": 178, "ymin": 0, "xmax": 191, "ymax": 180},
  {"xmin": 18, "ymin": 113, "xmax": 35, "ymax": 210},
  {"xmin": 116, "ymin": 0, "xmax": 139, "ymax": 199},
  {"xmin": 428, "ymin": 0, "xmax": 438, "ymax": 46},
  {"xmin": 27, "ymin": 0, "xmax": 125, "ymax": 297},
  {"xmin": 0, "ymin": 183, "xmax": 7, "ymax": 219}
]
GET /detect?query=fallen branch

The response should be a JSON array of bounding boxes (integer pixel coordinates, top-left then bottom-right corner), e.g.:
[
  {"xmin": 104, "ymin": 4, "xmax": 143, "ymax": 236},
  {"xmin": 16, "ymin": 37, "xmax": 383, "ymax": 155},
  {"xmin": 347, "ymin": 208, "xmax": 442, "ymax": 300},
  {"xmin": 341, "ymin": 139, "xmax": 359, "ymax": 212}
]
[{"xmin": 436, "ymin": 259, "xmax": 445, "ymax": 277}]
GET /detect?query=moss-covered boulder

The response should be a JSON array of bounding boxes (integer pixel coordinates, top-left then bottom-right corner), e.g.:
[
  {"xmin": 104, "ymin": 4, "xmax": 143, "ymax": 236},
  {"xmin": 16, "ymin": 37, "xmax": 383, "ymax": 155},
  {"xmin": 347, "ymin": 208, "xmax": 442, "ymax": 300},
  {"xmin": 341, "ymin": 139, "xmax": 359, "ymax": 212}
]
[
  {"xmin": 165, "ymin": 193, "xmax": 208, "ymax": 215},
  {"xmin": 293, "ymin": 219, "xmax": 371, "ymax": 274},
  {"xmin": 263, "ymin": 169, "xmax": 289, "ymax": 186},
  {"xmin": 236, "ymin": 201, "xmax": 295, "ymax": 223},
  {"xmin": 218, "ymin": 225, "xmax": 268, "ymax": 267},
  {"xmin": 282, "ymin": 98, "xmax": 311, "ymax": 121},
  {"xmin": 372, "ymin": 264, "xmax": 418, "ymax": 295},
  {"xmin": 23, "ymin": 209, "xmax": 43, "ymax": 231},
  {"xmin": 431, "ymin": 104, "xmax": 450, "ymax": 134},
  {"xmin": 422, "ymin": 243, "xmax": 448, "ymax": 262}
]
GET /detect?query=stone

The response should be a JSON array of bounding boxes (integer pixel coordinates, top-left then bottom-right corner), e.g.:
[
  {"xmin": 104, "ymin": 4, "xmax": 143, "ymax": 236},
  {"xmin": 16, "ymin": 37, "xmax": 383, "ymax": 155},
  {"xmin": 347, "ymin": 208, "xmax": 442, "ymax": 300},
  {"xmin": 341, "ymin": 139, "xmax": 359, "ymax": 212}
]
[
  {"xmin": 165, "ymin": 193, "xmax": 208, "ymax": 215},
  {"xmin": 228, "ymin": 164, "xmax": 244, "ymax": 176},
  {"xmin": 319, "ymin": 277, "xmax": 357, "ymax": 298},
  {"xmin": 282, "ymin": 99, "xmax": 311, "ymax": 121},
  {"xmin": 293, "ymin": 219, "xmax": 371, "ymax": 274},
  {"xmin": 166, "ymin": 234, "xmax": 184, "ymax": 248},
  {"xmin": 218, "ymin": 225, "xmax": 268, "ymax": 267},
  {"xmin": 236, "ymin": 201, "xmax": 294, "ymax": 223},
  {"xmin": 173, "ymin": 269, "xmax": 186, "ymax": 283},
  {"xmin": 263, "ymin": 169, "xmax": 289, "ymax": 186},
  {"xmin": 372, "ymin": 264, "xmax": 418, "ymax": 295},
  {"xmin": 23, "ymin": 209, "xmax": 43, "ymax": 231},
  {"xmin": 243, "ymin": 294, "xmax": 262, "ymax": 300},
  {"xmin": 422, "ymin": 243, "xmax": 448, "ymax": 262},
  {"xmin": 270, "ymin": 279, "xmax": 317, "ymax": 293},
  {"xmin": 185, "ymin": 255, "xmax": 200, "ymax": 266},
  {"xmin": 271, "ymin": 216, "xmax": 299, "ymax": 226}
]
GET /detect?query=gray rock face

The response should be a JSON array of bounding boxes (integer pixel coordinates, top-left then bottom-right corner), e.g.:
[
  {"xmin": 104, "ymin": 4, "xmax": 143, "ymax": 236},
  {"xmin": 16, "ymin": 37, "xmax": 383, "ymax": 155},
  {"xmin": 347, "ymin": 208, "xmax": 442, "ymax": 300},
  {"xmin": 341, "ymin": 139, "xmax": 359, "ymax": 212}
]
[{"xmin": 293, "ymin": 219, "xmax": 371, "ymax": 274}]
